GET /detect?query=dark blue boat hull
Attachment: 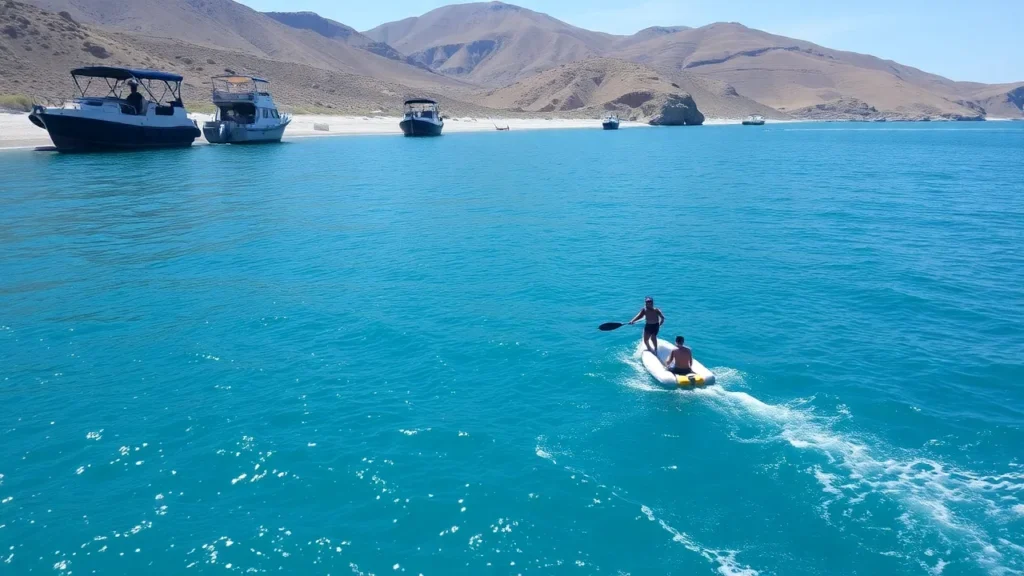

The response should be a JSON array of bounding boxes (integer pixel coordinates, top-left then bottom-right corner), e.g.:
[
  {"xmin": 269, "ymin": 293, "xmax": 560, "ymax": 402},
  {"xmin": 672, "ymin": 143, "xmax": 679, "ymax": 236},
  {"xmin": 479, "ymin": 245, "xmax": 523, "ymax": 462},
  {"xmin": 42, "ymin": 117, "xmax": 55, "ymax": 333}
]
[
  {"xmin": 399, "ymin": 118, "xmax": 443, "ymax": 137},
  {"xmin": 30, "ymin": 111, "xmax": 200, "ymax": 152}
]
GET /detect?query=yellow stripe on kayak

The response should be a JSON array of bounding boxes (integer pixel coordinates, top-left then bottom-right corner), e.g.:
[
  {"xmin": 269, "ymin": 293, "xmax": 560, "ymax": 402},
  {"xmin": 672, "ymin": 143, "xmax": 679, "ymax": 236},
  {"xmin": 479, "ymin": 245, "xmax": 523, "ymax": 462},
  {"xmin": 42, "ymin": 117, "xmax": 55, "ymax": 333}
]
[{"xmin": 677, "ymin": 373, "xmax": 705, "ymax": 387}]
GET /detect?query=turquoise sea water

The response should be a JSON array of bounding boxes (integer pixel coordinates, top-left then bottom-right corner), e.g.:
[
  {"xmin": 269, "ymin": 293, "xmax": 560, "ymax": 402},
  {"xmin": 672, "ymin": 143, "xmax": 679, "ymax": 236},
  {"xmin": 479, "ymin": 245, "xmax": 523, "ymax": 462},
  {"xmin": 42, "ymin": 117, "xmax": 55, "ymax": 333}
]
[{"xmin": 2, "ymin": 123, "xmax": 1023, "ymax": 576}]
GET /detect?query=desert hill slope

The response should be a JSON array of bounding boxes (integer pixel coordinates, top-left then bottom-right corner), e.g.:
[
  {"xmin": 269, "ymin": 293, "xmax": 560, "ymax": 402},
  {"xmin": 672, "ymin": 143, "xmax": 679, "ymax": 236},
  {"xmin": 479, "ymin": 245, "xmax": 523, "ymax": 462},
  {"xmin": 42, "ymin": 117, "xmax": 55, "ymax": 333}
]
[
  {"xmin": 364, "ymin": 1, "xmax": 615, "ymax": 86},
  {"xmin": 6, "ymin": 0, "xmax": 1022, "ymax": 121},
  {"xmin": 19, "ymin": 0, "xmax": 466, "ymax": 90},
  {"xmin": 0, "ymin": 1, "xmax": 492, "ymax": 115},
  {"xmin": 613, "ymin": 22, "xmax": 1022, "ymax": 118},
  {"xmin": 483, "ymin": 58, "xmax": 783, "ymax": 120},
  {"xmin": 263, "ymin": 11, "xmax": 404, "ymax": 62},
  {"xmin": 367, "ymin": 3, "xmax": 1023, "ymax": 119}
]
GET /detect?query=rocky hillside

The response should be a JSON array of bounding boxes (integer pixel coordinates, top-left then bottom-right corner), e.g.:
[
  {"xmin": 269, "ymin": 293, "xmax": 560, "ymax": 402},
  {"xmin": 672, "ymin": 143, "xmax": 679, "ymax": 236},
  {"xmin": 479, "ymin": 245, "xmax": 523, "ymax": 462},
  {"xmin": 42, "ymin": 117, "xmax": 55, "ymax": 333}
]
[
  {"xmin": 483, "ymin": 58, "xmax": 779, "ymax": 122},
  {"xmin": 6, "ymin": 0, "xmax": 1022, "ymax": 121},
  {"xmin": 612, "ymin": 22, "xmax": 1013, "ymax": 120},
  {"xmin": 0, "ymin": 1, "xmax": 488, "ymax": 115},
  {"xmin": 367, "ymin": 2, "xmax": 1024, "ymax": 120},
  {"xmin": 364, "ymin": 2, "xmax": 615, "ymax": 87},
  {"xmin": 263, "ymin": 11, "xmax": 404, "ymax": 62},
  {"xmin": 19, "ymin": 0, "xmax": 463, "ymax": 90}
]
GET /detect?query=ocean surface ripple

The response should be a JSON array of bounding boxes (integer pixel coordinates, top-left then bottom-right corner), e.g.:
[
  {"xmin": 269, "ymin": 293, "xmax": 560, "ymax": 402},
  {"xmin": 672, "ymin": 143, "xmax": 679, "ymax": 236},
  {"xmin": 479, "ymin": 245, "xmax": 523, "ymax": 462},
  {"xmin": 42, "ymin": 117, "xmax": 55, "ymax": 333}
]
[{"xmin": 1, "ymin": 123, "xmax": 1022, "ymax": 575}]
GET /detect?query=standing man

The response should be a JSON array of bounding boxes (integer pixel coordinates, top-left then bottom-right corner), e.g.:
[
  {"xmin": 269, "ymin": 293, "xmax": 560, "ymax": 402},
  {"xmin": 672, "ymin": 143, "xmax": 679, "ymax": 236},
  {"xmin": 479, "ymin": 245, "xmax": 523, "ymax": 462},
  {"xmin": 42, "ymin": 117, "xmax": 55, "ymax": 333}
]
[{"xmin": 629, "ymin": 297, "xmax": 665, "ymax": 353}]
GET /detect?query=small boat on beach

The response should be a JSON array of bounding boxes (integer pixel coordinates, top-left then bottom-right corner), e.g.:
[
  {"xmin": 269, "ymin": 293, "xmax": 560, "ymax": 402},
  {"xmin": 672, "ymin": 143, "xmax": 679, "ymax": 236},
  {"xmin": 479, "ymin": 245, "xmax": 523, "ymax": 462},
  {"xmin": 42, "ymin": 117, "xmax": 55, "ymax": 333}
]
[
  {"xmin": 400, "ymin": 99, "xmax": 444, "ymax": 137},
  {"xmin": 28, "ymin": 66, "xmax": 200, "ymax": 152},
  {"xmin": 602, "ymin": 114, "xmax": 620, "ymax": 130},
  {"xmin": 742, "ymin": 115, "xmax": 766, "ymax": 126},
  {"xmin": 202, "ymin": 75, "xmax": 290, "ymax": 144}
]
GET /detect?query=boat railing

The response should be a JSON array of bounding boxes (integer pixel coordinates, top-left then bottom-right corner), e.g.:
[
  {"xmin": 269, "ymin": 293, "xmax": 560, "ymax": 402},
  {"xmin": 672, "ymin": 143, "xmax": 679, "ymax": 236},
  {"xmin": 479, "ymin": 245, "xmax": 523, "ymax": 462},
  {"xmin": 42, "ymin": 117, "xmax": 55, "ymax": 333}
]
[{"xmin": 212, "ymin": 90, "xmax": 255, "ymax": 103}]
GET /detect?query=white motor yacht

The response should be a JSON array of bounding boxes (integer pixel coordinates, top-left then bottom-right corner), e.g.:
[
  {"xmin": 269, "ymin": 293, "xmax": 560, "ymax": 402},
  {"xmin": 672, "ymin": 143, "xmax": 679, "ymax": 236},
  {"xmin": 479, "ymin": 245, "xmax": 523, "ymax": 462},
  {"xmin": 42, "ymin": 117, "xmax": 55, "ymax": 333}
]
[{"xmin": 203, "ymin": 76, "xmax": 290, "ymax": 144}]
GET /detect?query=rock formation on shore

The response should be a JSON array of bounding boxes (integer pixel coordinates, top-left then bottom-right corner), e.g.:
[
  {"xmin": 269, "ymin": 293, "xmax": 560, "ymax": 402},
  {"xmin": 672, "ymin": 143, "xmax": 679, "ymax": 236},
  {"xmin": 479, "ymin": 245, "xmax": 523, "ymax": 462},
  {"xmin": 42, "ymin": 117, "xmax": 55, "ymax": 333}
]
[{"xmin": 644, "ymin": 93, "xmax": 704, "ymax": 125}]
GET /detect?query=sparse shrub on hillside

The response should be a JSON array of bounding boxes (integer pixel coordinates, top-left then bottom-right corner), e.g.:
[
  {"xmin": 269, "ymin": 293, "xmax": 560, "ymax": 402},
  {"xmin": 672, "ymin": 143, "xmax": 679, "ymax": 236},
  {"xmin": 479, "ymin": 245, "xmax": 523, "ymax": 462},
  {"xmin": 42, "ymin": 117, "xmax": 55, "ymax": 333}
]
[
  {"xmin": 57, "ymin": 11, "xmax": 77, "ymax": 26},
  {"xmin": 3, "ymin": 24, "xmax": 20, "ymax": 38},
  {"xmin": 82, "ymin": 41, "xmax": 110, "ymax": 58},
  {"xmin": 206, "ymin": 58, "xmax": 215, "ymax": 65},
  {"xmin": 0, "ymin": 93, "xmax": 34, "ymax": 112}
]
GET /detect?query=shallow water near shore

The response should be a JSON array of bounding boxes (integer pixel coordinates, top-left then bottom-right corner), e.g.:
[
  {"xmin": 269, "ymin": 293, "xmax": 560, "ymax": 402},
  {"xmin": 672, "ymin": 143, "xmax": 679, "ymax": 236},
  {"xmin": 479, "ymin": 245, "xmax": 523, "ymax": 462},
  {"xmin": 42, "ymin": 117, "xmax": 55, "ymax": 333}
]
[{"xmin": 2, "ymin": 123, "xmax": 1023, "ymax": 575}]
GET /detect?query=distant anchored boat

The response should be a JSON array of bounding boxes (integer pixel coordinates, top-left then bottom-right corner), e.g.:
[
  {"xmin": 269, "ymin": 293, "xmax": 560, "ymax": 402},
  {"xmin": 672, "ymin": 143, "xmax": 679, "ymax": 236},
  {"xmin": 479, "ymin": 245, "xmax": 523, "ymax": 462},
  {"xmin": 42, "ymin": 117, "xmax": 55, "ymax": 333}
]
[
  {"xmin": 203, "ymin": 75, "xmax": 290, "ymax": 144},
  {"xmin": 742, "ymin": 115, "xmax": 766, "ymax": 126},
  {"xmin": 400, "ymin": 99, "xmax": 444, "ymax": 137},
  {"xmin": 28, "ymin": 66, "xmax": 201, "ymax": 152},
  {"xmin": 602, "ymin": 114, "xmax": 620, "ymax": 130}
]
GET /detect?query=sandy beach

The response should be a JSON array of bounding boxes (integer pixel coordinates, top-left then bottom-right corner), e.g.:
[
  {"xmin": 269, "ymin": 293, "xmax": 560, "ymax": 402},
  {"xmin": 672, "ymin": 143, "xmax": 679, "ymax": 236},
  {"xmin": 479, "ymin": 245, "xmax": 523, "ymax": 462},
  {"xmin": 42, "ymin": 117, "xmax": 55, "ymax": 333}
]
[{"xmin": 0, "ymin": 112, "xmax": 665, "ymax": 151}]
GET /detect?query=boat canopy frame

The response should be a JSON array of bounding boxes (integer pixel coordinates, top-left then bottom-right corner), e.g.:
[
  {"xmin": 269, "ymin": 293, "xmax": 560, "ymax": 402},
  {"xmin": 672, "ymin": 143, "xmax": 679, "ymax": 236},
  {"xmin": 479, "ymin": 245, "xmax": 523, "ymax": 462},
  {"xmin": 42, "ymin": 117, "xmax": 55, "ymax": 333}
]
[
  {"xmin": 211, "ymin": 75, "xmax": 272, "ymax": 99},
  {"xmin": 70, "ymin": 67, "xmax": 183, "ymax": 105},
  {"xmin": 403, "ymin": 99, "xmax": 441, "ymax": 119}
]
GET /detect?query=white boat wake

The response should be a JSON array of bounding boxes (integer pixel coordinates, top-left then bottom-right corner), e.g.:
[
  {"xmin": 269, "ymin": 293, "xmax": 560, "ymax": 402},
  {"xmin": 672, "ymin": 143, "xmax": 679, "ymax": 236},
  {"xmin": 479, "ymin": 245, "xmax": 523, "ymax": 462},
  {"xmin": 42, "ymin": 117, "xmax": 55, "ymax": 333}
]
[
  {"xmin": 617, "ymin": 350, "xmax": 1024, "ymax": 575},
  {"xmin": 534, "ymin": 438, "xmax": 760, "ymax": 576}
]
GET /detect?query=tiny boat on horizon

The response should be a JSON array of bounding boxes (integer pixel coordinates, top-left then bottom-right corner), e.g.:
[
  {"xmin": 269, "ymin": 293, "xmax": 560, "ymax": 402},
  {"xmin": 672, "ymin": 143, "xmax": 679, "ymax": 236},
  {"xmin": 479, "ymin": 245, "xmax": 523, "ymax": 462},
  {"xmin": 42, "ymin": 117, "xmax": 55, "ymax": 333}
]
[
  {"xmin": 742, "ymin": 114, "xmax": 766, "ymax": 126},
  {"xmin": 400, "ymin": 99, "xmax": 444, "ymax": 137},
  {"xmin": 602, "ymin": 113, "xmax": 620, "ymax": 130},
  {"xmin": 202, "ymin": 75, "xmax": 290, "ymax": 144},
  {"xmin": 28, "ymin": 66, "xmax": 201, "ymax": 152}
]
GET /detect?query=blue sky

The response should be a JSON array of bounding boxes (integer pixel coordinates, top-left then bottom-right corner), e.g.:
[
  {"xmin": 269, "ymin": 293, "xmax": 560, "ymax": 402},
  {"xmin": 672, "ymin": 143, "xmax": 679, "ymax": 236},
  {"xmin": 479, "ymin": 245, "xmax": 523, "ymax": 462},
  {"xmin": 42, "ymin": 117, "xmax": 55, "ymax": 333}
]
[{"xmin": 238, "ymin": 0, "xmax": 1024, "ymax": 84}]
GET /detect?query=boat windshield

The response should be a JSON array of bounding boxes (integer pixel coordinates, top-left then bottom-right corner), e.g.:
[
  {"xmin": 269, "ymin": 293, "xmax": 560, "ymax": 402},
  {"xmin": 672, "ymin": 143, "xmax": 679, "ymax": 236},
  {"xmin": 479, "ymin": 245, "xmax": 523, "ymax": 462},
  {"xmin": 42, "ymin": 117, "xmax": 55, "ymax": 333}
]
[{"xmin": 404, "ymin": 102, "xmax": 439, "ymax": 118}]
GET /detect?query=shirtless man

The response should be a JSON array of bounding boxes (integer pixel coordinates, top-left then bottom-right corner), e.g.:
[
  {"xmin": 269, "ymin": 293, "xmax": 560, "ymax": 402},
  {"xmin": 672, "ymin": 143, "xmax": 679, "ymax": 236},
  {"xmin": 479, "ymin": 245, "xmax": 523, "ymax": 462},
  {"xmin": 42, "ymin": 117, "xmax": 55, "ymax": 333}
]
[
  {"xmin": 665, "ymin": 336, "xmax": 693, "ymax": 375},
  {"xmin": 629, "ymin": 297, "xmax": 665, "ymax": 353}
]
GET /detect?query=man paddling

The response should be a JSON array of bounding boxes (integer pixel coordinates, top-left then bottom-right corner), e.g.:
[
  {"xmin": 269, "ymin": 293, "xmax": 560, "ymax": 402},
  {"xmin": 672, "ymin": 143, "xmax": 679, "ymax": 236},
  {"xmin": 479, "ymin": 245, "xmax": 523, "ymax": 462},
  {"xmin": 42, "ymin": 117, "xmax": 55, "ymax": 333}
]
[
  {"xmin": 665, "ymin": 336, "xmax": 693, "ymax": 375},
  {"xmin": 629, "ymin": 297, "xmax": 665, "ymax": 353}
]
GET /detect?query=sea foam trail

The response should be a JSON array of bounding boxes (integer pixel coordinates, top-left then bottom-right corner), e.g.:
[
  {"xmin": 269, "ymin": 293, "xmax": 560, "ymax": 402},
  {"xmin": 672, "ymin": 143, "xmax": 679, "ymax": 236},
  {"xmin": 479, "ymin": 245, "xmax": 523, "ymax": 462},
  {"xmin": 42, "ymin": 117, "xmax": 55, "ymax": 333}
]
[
  {"xmin": 534, "ymin": 440, "xmax": 760, "ymax": 576},
  {"xmin": 619, "ymin": 351, "xmax": 1023, "ymax": 575}
]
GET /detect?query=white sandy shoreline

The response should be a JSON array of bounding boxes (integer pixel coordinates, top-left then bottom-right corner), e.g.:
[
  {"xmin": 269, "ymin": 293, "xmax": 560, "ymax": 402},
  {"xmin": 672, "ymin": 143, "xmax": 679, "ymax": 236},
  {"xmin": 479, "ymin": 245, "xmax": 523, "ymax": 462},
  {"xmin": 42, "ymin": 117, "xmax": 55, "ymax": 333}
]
[
  {"xmin": 1, "ymin": 112, "xmax": 774, "ymax": 150},
  {"xmin": 4, "ymin": 112, "xmax": 995, "ymax": 151},
  {"xmin": 0, "ymin": 112, "xmax": 657, "ymax": 150}
]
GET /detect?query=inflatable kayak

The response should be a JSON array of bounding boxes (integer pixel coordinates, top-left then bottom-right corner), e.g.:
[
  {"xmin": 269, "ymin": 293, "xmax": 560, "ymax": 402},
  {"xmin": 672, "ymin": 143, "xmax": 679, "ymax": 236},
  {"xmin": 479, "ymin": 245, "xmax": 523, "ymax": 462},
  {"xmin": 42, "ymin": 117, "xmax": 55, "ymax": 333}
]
[{"xmin": 638, "ymin": 339, "xmax": 716, "ymax": 388}]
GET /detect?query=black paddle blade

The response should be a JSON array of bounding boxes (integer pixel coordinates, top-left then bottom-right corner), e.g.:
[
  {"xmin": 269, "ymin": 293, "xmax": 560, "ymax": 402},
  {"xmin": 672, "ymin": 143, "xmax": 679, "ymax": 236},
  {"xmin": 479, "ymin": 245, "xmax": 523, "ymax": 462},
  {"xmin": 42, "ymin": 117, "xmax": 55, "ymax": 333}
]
[{"xmin": 599, "ymin": 322, "xmax": 625, "ymax": 331}]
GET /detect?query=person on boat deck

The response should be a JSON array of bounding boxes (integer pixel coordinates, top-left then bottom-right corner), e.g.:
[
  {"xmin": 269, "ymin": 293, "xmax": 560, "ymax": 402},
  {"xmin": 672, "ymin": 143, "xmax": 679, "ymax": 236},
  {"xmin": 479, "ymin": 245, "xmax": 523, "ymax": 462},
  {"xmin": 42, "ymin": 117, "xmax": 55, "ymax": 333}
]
[
  {"xmin": 125, "ymin": 80, "xmax": 145, "ymax": 115},
  {"xmin": 665, "ymin": 336, "xmax": 694, "ymax": 375},
  {"xmin": 629, "ymin": 297, "xmax": 665, "ymax": 353}
]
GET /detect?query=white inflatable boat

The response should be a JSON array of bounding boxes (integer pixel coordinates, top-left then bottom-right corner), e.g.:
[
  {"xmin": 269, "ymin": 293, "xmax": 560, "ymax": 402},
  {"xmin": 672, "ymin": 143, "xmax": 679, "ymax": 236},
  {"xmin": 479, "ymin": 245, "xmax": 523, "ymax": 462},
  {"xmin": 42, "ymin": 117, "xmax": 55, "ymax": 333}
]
[{"xmin": 638, "ymin": 339, "xmax": 716, "ymax": 388}]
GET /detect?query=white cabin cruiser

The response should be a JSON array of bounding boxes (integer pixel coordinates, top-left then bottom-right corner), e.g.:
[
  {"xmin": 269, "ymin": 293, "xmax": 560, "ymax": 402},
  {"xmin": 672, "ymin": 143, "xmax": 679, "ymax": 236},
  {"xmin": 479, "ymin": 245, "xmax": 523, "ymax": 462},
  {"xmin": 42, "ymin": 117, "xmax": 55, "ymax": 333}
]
[
  {"xmin": 202, "ymin": 75, "xmax": 290, "ymax": 144},
  {"xmin": 399, "ymin": 99, "xmax": 443, "ymax": 137},
  {"xmin": 28, "ymin": 66, "xmax": 201, "ymax": 152}
]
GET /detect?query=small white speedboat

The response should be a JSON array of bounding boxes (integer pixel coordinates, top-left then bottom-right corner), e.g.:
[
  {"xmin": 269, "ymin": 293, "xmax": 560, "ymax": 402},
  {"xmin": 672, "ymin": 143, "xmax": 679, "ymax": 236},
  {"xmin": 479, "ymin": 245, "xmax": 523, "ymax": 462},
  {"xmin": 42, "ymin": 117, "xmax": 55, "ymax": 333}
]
[{"xmin": 638, "ymin": 339, "xmax": 716, "ymax": 388}]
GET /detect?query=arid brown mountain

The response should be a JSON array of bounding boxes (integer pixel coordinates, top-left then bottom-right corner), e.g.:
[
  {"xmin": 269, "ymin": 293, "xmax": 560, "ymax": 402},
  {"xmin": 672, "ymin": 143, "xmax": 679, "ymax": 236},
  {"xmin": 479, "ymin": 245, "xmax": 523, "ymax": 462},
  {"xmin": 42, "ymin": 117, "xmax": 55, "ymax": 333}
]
[
  {"xmin": 5, "ymin": 0, "xmax": 1022, "ymax": 121},
  {"xmin": 0, "ymin": 1, "xmax": 489, "ymax": 115},
  {"xmin": 367, "ymin": 2, "xmax": 1024, "ymax": 119},
  {"xmin": 263, "ymin": 11, "xmax": 403, "ymax": 62},
  {"xmin": 18, "ymin": 0, "xmax": 465, "ymax": 90},
  {"xmin": 364, "ymin": 1, "xmax": 615, "ymax": 87},
  {"xmin": 483, "ymin": 58, "xmax": 782, "ymax": 120},
  {"xmin": 612, "ymin": 22, "xmax": 1023, "ymax": 119}
]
